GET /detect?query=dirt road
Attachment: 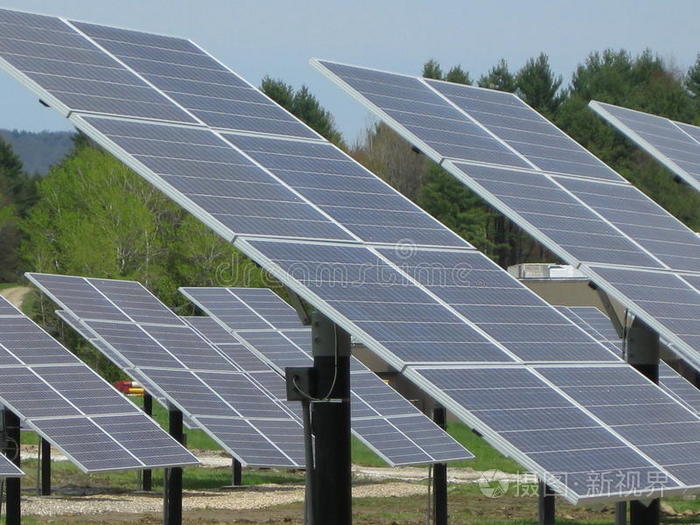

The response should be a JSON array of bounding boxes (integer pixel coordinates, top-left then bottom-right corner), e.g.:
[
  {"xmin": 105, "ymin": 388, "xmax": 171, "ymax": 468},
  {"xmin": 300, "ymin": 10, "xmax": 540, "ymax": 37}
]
[{"xmin": 0, "ymin": 285, "xmax": 31, "ymax": 308}]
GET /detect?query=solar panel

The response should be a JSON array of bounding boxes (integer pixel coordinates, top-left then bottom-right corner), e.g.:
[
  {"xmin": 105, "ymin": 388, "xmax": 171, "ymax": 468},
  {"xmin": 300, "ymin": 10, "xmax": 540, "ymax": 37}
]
[
  {"xmin": 27, "ymin": 274, "xmax": 305, "ymax": 468},
  {"xmin": 182, "ymin": 289, "xmax": 473, "ymax": 465},
  {"xmin": 0, "ymin": 296, "xmax": 198, "ymax": 472},
  {"xmin": 315, "ymin": 58, "xmax": 700, "ymax": 374},
  {"xmin": 590, "ymin": 101, "xmax": 700, "ymax": 194},
  {"xmin": 4, "ymin": 8, "xmax": 700, "ymax": 501},
  {"xmin": 0, "ymin": 454, "xmax": 22, "ymax": 478},
  {"xmin": 556, "ymin": 305, "xmax": 700, "ymax": 415}
]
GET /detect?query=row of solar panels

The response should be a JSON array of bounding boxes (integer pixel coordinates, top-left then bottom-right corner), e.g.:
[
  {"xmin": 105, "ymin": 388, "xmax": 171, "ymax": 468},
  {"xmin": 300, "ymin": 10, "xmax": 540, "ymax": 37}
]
[
  {"xmin": 26, "ymin": 274, "xmax": 469, "ymax": 467},
  {"xmin": 1, "ymin": 7, "xmax": 700, "ymax": 504}
]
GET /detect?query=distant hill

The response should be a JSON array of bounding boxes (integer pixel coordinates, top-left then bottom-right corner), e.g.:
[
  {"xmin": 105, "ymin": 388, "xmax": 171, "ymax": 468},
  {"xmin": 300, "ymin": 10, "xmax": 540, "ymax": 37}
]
[{"xmin": 0, "ymin": 129, "xmax": 73, "ymax": 175}]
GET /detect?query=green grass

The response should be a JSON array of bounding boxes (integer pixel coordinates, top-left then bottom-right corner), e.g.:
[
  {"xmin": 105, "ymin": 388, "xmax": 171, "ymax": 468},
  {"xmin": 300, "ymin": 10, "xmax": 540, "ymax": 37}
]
[
  {"xmin": 446, "ymin": 422, "xmax": 521, "ymax": 473},
  {"xmin": 0, "ymin": 282, "xmax": 18, "ymax": 291}
]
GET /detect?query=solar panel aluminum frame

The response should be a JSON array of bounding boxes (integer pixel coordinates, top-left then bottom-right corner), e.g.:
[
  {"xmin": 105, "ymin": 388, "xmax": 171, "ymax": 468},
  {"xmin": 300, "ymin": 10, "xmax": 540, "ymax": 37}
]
[
  {"xmin": 589, "ymin": 101, "xmax": 700, "ymax": 194},
  {"xmin": 313, "ymin": 59, "xmax": 700, "ymax": 371},
  {"xmin": 405, "ymin": 362, "xmax": 696, "ymax": 504}
]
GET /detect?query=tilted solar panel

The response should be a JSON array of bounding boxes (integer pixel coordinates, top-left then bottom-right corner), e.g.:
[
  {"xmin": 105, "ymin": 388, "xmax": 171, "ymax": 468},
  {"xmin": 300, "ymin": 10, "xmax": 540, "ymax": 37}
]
[
  {"xmin": 314, "ymin": 58, "xmax": 700, "ymax": 374},
  {"xmin": 27, "ymin": 273, "xmax": 305, "ymax": 468},
  {"xmin": 590, "ymin": 101, "xmax": 700, "ymax": 194},
  {"xmin": 181, "ymin": 288, "xmax": 473, "ymax": 465},
  {"xmin": 0, "ymin": 296, "xmax": 198, "ymax": 472}
]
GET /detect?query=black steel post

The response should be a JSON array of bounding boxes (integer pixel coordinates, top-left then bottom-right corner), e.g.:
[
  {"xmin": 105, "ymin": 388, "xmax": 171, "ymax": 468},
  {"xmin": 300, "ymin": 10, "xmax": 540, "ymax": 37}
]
[
  {"xmin": 625, "ymin": 318, "xmax": 660, "ymax": 525},
  {"xmin": 432, "ymin": 406, "xmax": 447, "ymax": 525},
  {"xmin": 231, "ymin": 459, "xmax": 242, "ymax": 486},
  {"xmin": 310, "ymin": 313, "xmax": 351, "ymax": 525},
  {"xmin": 142, "ymin": 393, "xmax": 153, "ymax": 492},
  {"xmin": 615, "ymin": 502, "xmax": 627, "ymax": 525},
  {"xmin": 4, "ymin": 410, "xmax": 20, "ymax": 525},
  {"xmin": 40, "ymin": 439, "xmax": 51, "ymax": 496},
  {"xmin": 538, "ymin": 481, "xmax": 555, "ymax": 525},
  {"xmin": 163, "ymin": 409, "xmax": 183, "ymax": 525}
]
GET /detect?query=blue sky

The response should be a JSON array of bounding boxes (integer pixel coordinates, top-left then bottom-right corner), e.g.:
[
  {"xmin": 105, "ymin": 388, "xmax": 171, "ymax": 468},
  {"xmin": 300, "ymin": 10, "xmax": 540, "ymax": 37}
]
[{"xmin": 0, "ymin": 0, "xmax": 698, "ymax": 143}]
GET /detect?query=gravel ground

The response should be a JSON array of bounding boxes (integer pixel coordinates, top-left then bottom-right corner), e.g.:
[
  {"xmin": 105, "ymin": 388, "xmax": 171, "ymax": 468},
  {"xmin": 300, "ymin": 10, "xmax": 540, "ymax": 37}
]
[{"xmin": 22, "ymin": 482, "xmax": 428, "ymax": 516}]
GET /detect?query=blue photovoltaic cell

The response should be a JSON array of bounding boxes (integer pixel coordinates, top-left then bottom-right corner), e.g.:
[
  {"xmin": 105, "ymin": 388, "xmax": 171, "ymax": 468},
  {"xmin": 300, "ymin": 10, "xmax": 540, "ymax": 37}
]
[
  {"xmin": 0, "ymin": 297, "xmax": 198, "ymax": 472},
  {"xmin": 0, "ymin": 9, "xmax": 195, "ymax": 123},
  {"xmin": 223, "ymin": 133, "xmax": 470, "ymax": 248},
  {"xmin": 539, "ymin": 366, "xmax": 700, "ymax": 485},
  {"xmin": 378, "ymin": 247, "xmax": 621, "ymax": 362},
  {"xmin": 73, "ymin": 21, "xmax": 318, "ymax": 139},
  {"xmin": 591, "ymin": 101, "xmax": 700, "ymax": 191},
  {"xmin": 414, "ymin": 366, "xmax": 678, "ymax": 497},
  {"xmin": 181, "ymin": 288, "xmax": 272, "ymax": 331},
  {"xmin": 79, "ymin": 116, "xmax": 352, "ymax": 242},
  {"xmin": 243, "ymin": 239, "xmax": 514, "ymax": 365},
  {"xmin": 226, "ymin": 288, "xmax": 302, "ymax": 330},
  {"xmin": 557, "ymin": 305, "xmax": 700, "ymax": 415},
  {"xmin": 28, "ymin": 274, "xmax": 304, "ymax": 467},
  {"xmin": 587, "ymin": 266, "xmax": 700, "ymax": 353},
  {"xmin": 0, "ymin": 454, "xmax": 22, "ymax": 477},
  {"xmin": 181, "ymin": 288, "xmax": 473, "ymax": 464},
  {"xmin": 424, "ymin": 79, "xmax": 624, "ymax": 182},
  {"xmin": 450, "ymin": 163, "xmax": 664, "ymax": 269},
  {"xmin": 553, "ymin": 176, "xmax": 700, "ymax": 273},
  {"xmin": 317, "ymin": 61, "xmax": 529, "ymax": 168}
]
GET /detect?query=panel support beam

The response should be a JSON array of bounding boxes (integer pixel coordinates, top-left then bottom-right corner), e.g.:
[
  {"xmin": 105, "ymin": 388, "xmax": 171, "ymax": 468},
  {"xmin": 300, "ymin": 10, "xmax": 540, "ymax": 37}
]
[
  {"xmin": 615, "ymin": 502, "xmax": 627, "ymax": 525},
  {"xmin": 538, "ymin": 482, "xmax": 555, "ymax": 525},
  {"xmin": 310, "ymin": 312, "xmax": 351, "ymax": 525},
  {"xmin": 432, "ymin": 406, "xmax": 447, "ymax": 525},
  {"xmin": 3, "ymin": 409, "xmax": 20, "ymax": 525},
  {"xmin": 163, "ymin": 409, "xmax": 184, "ymax": 525},
  {"xmin": 142, "ymin": 393, "xmax": 153, "ymax": 492},
  {"xmin": 40, "ymin": 439, "xmax": 51, "ymax": 496},
  {"xmin": 595, "ymin": 287, "xmax": 625, "ymax": 338},
  {"xmin": 625, "ymin": 317, "xmax": 660, "ymax": 525}
]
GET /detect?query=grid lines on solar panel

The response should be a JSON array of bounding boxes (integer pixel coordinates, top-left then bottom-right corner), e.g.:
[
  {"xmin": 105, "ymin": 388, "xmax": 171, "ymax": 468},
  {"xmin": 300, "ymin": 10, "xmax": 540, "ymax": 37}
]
[
  {"xmin": 27, "ymin": 274, "xmax": 305, "ymax": 467},
  {"xmin": 449, "ymin": 162, "xmax": 666, "ymax": 270},
  {"xmin": 0, "ymin": 453, "xmax": 22, "ymax": 477},
  {"xmin": 76, "ymin": 115, "xmax": 354, "ymax": 242},
  {"xmin": 538, "ymin": 365, "xmax": 700, "ymax": 486},
  {"xmin": 377, "ymin": 247, "xmax": 621, "ymax": 363},
  {"xmin": 241, "ymin": 239, "xmax": 516, "ymax": 366},
  {"xmin": 412, "ymin": 366, "xmax": 680, "ymax": 499},
  {"xmin": 72, "ymin": 20, "xmax": 319, "ymax": 139},
  {"xmin": 590, "ymin": 101, "xmax": 700, "ymax": 192},
  {"xmin": 181, "ymin": 289, "xmax": 473, "ymax": 464},
  {"xmin": 222, "ymin": 133, "xmax": 471, "ymax": 248},
  {"xmin": 0, "ymin": 8, "xmax": 196, "ymax": 123},
  {"xmin": 585, "ymin": 265, "xmax": 700, "ymax": 353},
  {"xmin": 0, "ymin": 297, "xmax": 198, "ymax": 471},
  {"xmin": 315, "ymin": 61, "xmax": 530, "ymax": 168}
]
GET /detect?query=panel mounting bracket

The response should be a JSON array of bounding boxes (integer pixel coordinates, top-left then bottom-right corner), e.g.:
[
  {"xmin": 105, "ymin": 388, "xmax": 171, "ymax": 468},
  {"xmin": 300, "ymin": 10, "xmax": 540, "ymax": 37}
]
[
  {"xmin": 590, "ymin": 284, "xmax": 625, "ymax": 338},
  {"xmin": 286, "ymin": 288, "xmax": 312, "ymax": 326}
]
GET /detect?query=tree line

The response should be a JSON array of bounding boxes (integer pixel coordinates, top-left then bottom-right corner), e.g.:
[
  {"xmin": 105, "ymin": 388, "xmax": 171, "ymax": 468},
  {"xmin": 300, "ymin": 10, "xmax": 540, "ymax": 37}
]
[{"xmin": 1, "ymin": 48, "xmax": 700, "ymax": 376}]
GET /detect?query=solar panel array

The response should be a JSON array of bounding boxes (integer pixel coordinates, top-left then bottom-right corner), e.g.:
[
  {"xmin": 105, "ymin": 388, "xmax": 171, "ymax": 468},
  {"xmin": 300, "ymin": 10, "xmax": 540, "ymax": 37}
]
[
  {"xmin": 556, "ymin": 306, "xmax": 700, "ymax": 415},
  {"xmin": 0, "ymin": 296, "xmax": 198, "ymax": 472},
  {"xmin": 4, "ymin": 8, "xmax": 700, "ymax": 501},
  {"xmin": 314, "ymin": 59, "xmax": 700, "ymax": 374},
  {"xmin": 27, "ymin": 273, "xmax": 306, "ymax": 468},
  {"xmin": 181, "ymin": 287, "xmax": 472, "ymax": 465},
  {"xmin": 589, "ymin": 101, "xmax": 700, "ymax": 194}
]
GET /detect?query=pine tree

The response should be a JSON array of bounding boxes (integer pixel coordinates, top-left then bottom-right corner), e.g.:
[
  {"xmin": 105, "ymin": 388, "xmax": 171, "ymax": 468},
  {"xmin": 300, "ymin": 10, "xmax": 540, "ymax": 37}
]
[
  {"xmin": 516, "ymin": 53, "xmax": 564, "ymax": 116},
  {"xmin": 422, "ymin": 59, "xmax": 443, "ymax": 80},
  {"xmin": 478, "ymin": 59, "xmax": 516, "ymax": 92}
]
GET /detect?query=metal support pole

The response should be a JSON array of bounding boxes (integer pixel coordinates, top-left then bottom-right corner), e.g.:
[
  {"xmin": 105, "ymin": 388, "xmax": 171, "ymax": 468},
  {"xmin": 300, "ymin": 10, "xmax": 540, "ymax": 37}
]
[
  {"xmin": 615, "ymin": 502, "xmax": 627, "ymax": 525},
  {"xmin": 142, "ymin": 393, "xmax": 153, "ymax": 492},
  {"xmin": 625, "ymin": 318, "xmax": 660, "ymax": 525},
  {"xmin": 310, "ymin": 313, "xmax": 351, "ymax": 525},
  {"xmin": 40, "ymin": 439, "xmax": 51, "ymax": 496},
  {"xmin": 538, "ymin": 481, "xmax": 555, "ymax": 525},
  {"xmin": 3, "ymin": 410, "xmax": 20, "ymax": 525},
  {"xmin": 231, "ymin": 459, "xmax": 242, "ymax": 486},
  {"xmin": 630, "ymin": 500, "xmax": 660, "ymax": 525},
  {"xmin": 163, "ymin": 409, "xmax": 183, "ymax": 525},
  {"xmin": 432, "ymin": 406, "xmax": 447, "ymax": 525}
]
